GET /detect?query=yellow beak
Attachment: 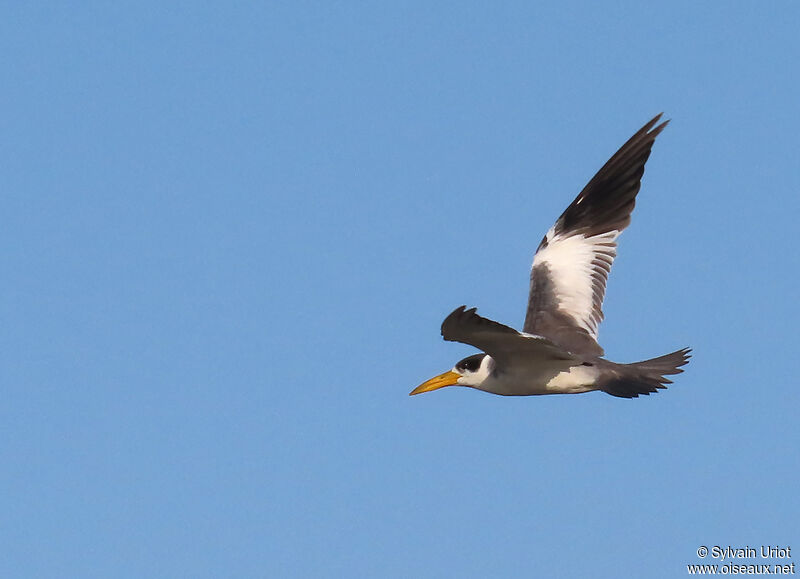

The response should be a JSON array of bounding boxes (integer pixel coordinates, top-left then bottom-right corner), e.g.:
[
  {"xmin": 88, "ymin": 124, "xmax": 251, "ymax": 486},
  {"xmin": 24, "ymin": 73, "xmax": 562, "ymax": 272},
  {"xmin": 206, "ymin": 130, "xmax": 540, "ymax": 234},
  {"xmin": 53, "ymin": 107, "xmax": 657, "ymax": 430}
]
[{"xmin": 409, "ymin": 370, "xmax": 461, "ymax": 396}]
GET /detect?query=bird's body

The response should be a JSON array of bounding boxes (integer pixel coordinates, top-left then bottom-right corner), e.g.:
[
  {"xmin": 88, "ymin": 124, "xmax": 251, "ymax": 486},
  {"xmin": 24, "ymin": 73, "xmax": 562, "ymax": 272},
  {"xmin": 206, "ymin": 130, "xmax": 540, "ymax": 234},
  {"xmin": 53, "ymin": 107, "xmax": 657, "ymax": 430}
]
[
  {"xmin": 412, "ymin": 114, "xmax": 691, "ymax": 399},
  {"xmin": 475, "ymin": 352, "xmax": 595, "ymax": 396}
]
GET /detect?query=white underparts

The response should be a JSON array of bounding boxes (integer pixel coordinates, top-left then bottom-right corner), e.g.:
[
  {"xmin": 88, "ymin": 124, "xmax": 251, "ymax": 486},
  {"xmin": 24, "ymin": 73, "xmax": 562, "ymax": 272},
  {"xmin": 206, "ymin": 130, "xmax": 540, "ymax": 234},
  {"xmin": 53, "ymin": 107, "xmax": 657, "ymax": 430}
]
[
  {"xmin": 473, "ymin": 357, "xmax": 599, "ymax": 396},
  {"xmin": 543, "ymin": 364, "xmax": 599, "ymax": 394}
]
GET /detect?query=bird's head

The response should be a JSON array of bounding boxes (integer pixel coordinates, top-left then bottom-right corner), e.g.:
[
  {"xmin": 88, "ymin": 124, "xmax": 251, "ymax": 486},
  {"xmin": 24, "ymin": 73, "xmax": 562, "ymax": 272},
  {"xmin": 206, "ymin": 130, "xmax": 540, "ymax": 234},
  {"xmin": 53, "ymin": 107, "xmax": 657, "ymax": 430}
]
[{"xmin": 410, "ymin": 353, "xmax": 491, "ymax": 395}]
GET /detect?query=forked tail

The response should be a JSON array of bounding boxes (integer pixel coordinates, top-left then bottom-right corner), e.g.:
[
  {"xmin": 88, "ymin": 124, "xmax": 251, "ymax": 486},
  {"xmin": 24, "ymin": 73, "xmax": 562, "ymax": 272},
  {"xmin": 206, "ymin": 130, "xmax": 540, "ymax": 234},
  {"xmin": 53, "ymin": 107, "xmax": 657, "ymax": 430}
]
[{"xmin": 601, "ymin": 348, "xmax": 692, "ymax": 398}]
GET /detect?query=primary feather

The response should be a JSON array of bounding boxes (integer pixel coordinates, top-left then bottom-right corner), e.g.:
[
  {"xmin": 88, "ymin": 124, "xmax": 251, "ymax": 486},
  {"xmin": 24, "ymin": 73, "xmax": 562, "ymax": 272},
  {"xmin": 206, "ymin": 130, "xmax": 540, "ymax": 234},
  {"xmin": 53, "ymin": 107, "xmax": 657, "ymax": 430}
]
[{"xmin": 523, "ymin": 114, "xmax": 668, "ymax": 356}]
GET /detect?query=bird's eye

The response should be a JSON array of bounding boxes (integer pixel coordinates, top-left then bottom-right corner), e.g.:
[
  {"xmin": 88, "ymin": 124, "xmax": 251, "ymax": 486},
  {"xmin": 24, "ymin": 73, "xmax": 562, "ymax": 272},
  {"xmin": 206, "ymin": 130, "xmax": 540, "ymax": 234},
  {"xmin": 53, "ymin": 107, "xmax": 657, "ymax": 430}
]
[{"xmin": 456, "ymin": 354, "xmax": 484, "ymax": 373}]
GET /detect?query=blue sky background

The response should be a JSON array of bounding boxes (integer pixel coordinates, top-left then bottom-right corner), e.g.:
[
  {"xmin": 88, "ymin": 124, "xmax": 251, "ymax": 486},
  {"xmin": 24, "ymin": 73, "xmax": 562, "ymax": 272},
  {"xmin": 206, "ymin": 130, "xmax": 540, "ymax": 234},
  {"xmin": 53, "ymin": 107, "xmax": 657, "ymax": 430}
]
[{"xmin": 1, "ymin": 2, "xmax": 798, "ymax": 577}]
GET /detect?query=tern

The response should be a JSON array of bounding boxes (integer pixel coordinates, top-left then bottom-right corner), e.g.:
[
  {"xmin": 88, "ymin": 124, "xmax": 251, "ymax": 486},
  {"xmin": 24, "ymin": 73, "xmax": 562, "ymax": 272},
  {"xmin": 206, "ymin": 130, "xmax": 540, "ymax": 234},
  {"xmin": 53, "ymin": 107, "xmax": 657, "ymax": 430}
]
[{"xmin": 411, "ymin": 114, "xmax": 690, "ymax": 398}]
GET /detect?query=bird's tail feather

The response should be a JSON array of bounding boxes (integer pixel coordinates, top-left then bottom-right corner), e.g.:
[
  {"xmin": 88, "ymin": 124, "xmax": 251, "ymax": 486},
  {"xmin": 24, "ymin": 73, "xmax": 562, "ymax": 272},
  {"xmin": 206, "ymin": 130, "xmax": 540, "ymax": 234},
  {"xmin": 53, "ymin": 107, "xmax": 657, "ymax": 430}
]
[{"xmin": 600, "ymin": 347, "xmax": 691, "ymax": 398}]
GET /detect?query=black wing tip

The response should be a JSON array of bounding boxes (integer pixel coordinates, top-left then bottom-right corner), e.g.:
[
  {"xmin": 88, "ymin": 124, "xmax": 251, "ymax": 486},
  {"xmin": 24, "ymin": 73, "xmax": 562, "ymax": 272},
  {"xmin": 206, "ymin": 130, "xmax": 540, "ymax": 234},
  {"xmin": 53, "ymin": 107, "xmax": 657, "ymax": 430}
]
[
  {"xmin": 628, "ymin": 112, "xmax": 670, "ymax": 151},
  {"xmin": 440, "ymin": 305, "xmax": 476, "ymax": 339},
  {"xmin": 440, "ymin": 305, "xmax": 519, "ymax": 342},
  {"xmin": 553, "ymin": 112, "xmax": 671, "ymax": 237},
  {"xmin": 670, "ymin": 347, "xmax": 693, "ymax": 371},
  {"xmin": 642, "ymin": 112, "xmax": 669, "ymax": 134},
  {"xmin": 444, "ymin": 305, "xmax": 474, "ymax": 319}
]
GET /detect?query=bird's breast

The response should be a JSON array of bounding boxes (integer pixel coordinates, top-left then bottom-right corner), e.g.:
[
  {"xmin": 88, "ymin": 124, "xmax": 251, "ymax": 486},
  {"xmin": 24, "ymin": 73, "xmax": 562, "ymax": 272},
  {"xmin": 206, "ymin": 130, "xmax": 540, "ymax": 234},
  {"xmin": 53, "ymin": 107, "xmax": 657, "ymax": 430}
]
[{"xmin": 480, "ymin": 362, "xmax": 599, "ymax": 396}]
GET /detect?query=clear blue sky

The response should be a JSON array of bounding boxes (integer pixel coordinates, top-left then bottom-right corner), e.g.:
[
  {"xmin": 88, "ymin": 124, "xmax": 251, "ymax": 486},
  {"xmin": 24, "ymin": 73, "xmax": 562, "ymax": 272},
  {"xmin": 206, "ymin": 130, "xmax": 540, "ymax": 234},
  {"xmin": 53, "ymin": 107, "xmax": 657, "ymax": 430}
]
[{"xmin": 1, "ymin": 2, "xmax": 798, "ymax": 577}]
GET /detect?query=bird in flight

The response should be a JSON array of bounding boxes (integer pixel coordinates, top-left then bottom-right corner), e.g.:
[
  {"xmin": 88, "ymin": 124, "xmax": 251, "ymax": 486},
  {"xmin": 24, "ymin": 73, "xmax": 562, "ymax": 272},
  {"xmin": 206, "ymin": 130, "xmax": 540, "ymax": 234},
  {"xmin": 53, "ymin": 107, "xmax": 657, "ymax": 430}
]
[{"xmin": 411, "ymin": 114, "xmax": 690, "ymax": 399}]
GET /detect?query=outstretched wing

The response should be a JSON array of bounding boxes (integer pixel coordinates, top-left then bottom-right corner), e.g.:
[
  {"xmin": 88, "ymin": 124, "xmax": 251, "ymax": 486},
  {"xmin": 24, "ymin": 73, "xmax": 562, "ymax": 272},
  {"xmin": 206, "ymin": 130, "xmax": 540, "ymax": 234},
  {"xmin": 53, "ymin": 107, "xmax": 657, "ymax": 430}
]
[
  {"xmin": 523, "ymin": 114, "xmax": 669, "ymax": 356},
  {"xmin": 442, "ymin": 306, "xmax": 577, "ymax": 368}
]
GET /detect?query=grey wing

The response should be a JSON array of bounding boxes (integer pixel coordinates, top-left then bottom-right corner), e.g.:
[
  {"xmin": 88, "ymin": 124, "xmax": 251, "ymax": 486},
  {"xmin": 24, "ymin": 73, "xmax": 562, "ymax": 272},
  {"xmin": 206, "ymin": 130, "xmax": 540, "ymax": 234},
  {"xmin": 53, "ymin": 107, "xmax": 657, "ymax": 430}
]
[
  {"xmin": 523, "ymin": 114, "xmax": 669, "ymax": 356},
  {"xmin": 442, "ymin": 306, "xmax": 577, "ymax": 368}
]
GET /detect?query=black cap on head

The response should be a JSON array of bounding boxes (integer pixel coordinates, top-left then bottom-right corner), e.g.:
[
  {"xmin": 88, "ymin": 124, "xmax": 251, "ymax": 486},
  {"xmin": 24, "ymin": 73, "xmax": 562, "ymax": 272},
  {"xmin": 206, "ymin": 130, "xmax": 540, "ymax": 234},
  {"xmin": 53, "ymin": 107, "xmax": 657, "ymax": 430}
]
[{"xmin": 455, "ymin": 354, "xmax": 486, "ymax": 373}]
